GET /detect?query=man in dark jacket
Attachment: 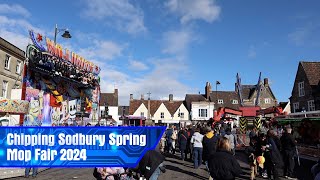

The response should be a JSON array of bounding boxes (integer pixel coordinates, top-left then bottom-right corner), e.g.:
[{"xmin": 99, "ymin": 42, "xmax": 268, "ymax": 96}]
[
  {"xmin": 280, "ymin": 127, "xmax": 297, "ymax": 179},
  {"xmin": 165, "ymin": 126, "xmax": 173, "ymax": 154},
  {"xmin": 136, "ymin": 150, "xmax": 165, "ymax": 180},
  {"xmin": 265, "ymin": 130, "xmax": 283, "ymax": 180},
  {"xmin": 186, "ymin": 125, "xmax": 194, "ymax": 160},
  {"xmin": 178, "ymin": 128, "xmax": 188, "ymax": 161},
  {"xmin": 202, "ymin": 126, "xmax": 218, "ymax": 169}
]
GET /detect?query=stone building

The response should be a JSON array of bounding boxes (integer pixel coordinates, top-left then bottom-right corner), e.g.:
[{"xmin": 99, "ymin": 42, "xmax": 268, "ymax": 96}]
[
  {"xmin": 290, "ymin": 61, "xmax": 320, "ymax": 112},
  {"xmin": 235, "ymin": 73, "xmax": 277, "ymax": 109},
  {"xmin": 0, "ymin": 37, "xmax": 25, "ymax": 99}
]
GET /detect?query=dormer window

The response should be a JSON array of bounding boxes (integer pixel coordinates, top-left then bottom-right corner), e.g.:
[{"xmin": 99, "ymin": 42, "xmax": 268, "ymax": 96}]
[
  {"xmin": 232, "ymin": 100, "xmax": 238, "ymax": 104},
  {"xmin": 298, "ymin": 81, "xmax": 305, "ymax": 97},
  {"xmin": 218, "ymin": 99, "xmax": 223, "ymax": 104},
  {"xmin": 265, "ymin": 98, "xmax": 271, "ymax": 104}
]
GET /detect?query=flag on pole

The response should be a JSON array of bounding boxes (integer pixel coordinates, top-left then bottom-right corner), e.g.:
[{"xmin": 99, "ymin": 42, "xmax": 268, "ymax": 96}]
[{"xmin": 216, "ymin": 81, "xmax": 220, "ymax": 85}]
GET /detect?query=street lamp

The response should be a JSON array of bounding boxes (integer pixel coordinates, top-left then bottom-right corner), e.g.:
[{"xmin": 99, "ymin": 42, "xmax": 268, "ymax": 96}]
[
  {"xmin": 216, "ymin": 81, "xmax": 220, "ymax": 109},
  {"xmin": 54, "ymin": 24, "xmax": 72, "ymax": 44}
]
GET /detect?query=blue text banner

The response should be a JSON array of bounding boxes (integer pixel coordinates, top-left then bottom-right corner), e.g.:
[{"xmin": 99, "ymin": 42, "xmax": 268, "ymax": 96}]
[{"xmin": 0, "ymin": 126, "xmax": 165, "ymax": 167}]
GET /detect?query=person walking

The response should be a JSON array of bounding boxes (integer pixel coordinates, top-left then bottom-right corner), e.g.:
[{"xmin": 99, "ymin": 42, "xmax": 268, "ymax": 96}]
[
  {"xmin": 171, "ymin": 126, "xmax": 177, "ymax": 154},
  {"xmin": 225, "ymin": 128, "xmax": 236, "ymax": 155},
  {"xmin": 280, "ymin": 127, "xmax": 297, "ymax": 179},
  {"xmin": 202, "ymin": 126, "xmax": 219, "ymax": 178},
  {"xmin": 25, "ymin": 167, "xmax": 38, "ymax": 178},
  {"xmin": 207, "ymin": 137, "xmax": 242, "ymax": 180},
  {"xmin": 178, "ymin": 128, "xmax": 188, "ymax": 161},
  {"xmin": 186, "ymin": 125, "xmax": 194, "ymax": 160},
  {"xmin": 265, "ymin": 130, "xmax": 283, "ymax": 180},
  {"xmin": 190, "ymin": 128, "xmax": 204, "ymax": 169},
  {"xmin": 165, "ymin": 125, "xmax": 174, "ymax": 154}
]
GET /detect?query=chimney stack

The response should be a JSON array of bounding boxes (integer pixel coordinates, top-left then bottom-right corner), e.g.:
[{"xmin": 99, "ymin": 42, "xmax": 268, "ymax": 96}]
[
  {"xmin": 264, "ymin": 78, "xmax": 269, "ymax": 86},
  {"xmin": 141, "ymin": 94, "xmax": 144, "ymax": 100},
  {"xmin": 169, "ymin": 94, "xmax": 173, "ymax": 101},
  {"xmin": 205, "ymin": 82, "xmax": 212, "ymax": 100},
  {"xmin": 130, "ymin": 94, "xmax": 133, "ymax": 101}
]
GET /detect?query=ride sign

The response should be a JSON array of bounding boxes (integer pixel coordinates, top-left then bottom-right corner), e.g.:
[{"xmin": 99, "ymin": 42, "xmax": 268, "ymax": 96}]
[{"xmin": 0, "ymin": 126, "xmax": 165, "ymax": 167}]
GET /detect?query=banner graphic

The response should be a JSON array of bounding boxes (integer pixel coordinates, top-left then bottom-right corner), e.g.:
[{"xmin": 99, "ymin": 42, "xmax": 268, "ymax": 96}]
[{"xmin": 0, "ymin": 126, "xmax": 165, "ymax": 167}]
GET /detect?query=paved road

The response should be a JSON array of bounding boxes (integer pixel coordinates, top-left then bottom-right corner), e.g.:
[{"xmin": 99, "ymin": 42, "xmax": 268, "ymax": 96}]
[{"xmin": 8, "ymin": 151, "xmax": 316, "ymax": 180}]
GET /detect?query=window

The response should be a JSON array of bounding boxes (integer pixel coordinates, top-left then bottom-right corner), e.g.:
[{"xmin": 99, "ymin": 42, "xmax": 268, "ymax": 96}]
[
  {"xmin": 160, "ymin": 112, "xmax": 164, "ymax": 119},
  {"xmin": 16, "ymin": 61, "xmax": 21, "ymax": 74},
  {"xmin": 308, "ymin": 100, "xmax": 315, "ymax": 111},
  {"xmin": 140, "ymin": 112, "xmax": 144, "ymax": 117},
  {"xmin": 298, "ymin": 82, "xmax": 305, "ymax": 97},
  {"xmin": 265, "ymin": 98, "xmax": 271, "ymax": 104},
  {"xmin": 232, "ymin": 100, "xmax": 238, "ymax": 104},
  {"xmin": 198, "ymin": 109, "xmax": 207, "ymax": 117},
  {"xmin": 293, "ymin": 102, "xmax": 299, "ymax": 113},
  {"xmin": 2, "ymin": 81, "xmax": 8, "ymax": 98},
  {"xmin": 218, "ymin": 99, "xmax": 223, "ymax": 104},
  {"xmin": 180, "ymin": 112, "xmax": 184, "ymax": 118},
  {"xmin": 4, "ymin": 55, "xmax": 10, "ymax": 69}
]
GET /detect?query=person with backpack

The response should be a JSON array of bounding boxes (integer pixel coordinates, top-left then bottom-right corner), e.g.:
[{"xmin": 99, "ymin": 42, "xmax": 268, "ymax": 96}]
[{"xmin": 178, "ymin": 128, "xmax": 188, "ymax": 161}]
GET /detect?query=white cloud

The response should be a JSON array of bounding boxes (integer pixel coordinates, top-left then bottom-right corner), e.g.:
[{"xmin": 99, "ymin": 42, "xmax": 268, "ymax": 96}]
[
  {"xmin": 248, "ymin": 45, "xmax": 256, "ymax": 59},
  {"xmin": 0, "ymin": 15, "xmax": 44, "ymax": 50},
  {"xmin": 100, "ymin": 57, "xmax": 191, "ymax": 105},
  {"xmin": 288, "ymin": 22, "xmax": 320, "ymax": 46},
  {"xmin": 165, "ymin": 0, "xmax": 221, "ymax": 24},
  {"xmin": 288, "ymin": 27, "xmax": 310, "ymax": 46},
  {"xmin": 82, "ymin": 0, "xmax": 147, "ymax": 34},
  {"xmin": 128, "ymin": 60, "xmax": 148, "ymax": 71},
  {"xmin": 162, "ymin": 30, "xmax": 193, "ymax": 55},
  {"xmin": 0, "ymin": 3, "xmax": 31, "ymax": 17},
  {"xmin": 77, "ymin": 40, "xmax": 124, "ymax": 61}
]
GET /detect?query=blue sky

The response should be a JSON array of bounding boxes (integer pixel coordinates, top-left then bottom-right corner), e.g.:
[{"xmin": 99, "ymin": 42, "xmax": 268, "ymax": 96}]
[{"xmin": 1, "ymin": 0, "xmax": 320, "ymax": 105}]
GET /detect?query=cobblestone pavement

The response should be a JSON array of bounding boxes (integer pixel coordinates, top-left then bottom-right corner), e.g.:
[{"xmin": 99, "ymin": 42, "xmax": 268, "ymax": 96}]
[{"xmin": 8, "ymin": 151, "xmax": 314, "ymax": 180}]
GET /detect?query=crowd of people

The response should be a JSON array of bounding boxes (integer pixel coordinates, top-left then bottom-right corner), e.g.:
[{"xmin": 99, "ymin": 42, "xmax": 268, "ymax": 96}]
[
  {"xmin": 30, "ymin": 50, "xmax": 98, "ymax": 87},
  {"xmin": 161, "ymin": 124, "xmax": 242, "ymax": 180}
]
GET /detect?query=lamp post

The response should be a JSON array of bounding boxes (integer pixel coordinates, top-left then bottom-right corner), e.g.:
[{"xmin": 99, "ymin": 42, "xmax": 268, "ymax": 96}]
[
  {"xmin": 54, "ymin": 24, "xmax": 72, "ymax": 44},
  {"xmin": 216, "ymin": 81, "xmax": 220, "ymax": 109}
]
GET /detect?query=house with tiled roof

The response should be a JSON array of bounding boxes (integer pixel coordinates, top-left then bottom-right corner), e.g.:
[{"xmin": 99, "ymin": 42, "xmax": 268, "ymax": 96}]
[
  {"xmin": 185, "ymin": 82, "xmax": 215, "ymax": 121},
  {"xmin": 129, "ymin": 94, "xmax": 189, "ymax": 126},
  {"xmin": 290, "ymin": 61, "xmax": 320, "ymax": 112},
  {"xmin": 100, "ymin": 89, "xmax": 119, "ymax": 125},
  {"xmin": 236, "ymin": 73, "xmax": 277, "ymax": 109},
  {"xmin": 185, "ymin": 74, "xmax": 277, "ymax": 122}
]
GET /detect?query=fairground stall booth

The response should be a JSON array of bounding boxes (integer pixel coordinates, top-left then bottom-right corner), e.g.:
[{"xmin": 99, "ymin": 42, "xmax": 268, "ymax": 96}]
[
  {"xmin": 21, "ymin": 30, "xmax": 101, "ymax": 126},
  {"xmin": 0, "ymin": 98, "xmax": 29, "ymax": 126}
]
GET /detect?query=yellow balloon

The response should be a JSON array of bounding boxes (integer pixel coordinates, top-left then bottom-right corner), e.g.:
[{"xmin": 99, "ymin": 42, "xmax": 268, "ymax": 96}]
[{"xmin": 257, "ymin": 156, "xmax": 265, "ymax": 164}]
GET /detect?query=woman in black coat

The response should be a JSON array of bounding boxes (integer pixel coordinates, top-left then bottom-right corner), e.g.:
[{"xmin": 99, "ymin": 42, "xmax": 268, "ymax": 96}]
[
  {"xmin": 178, "ymin": 128, "xmax": 188, "ymax": 161},
  {"xmin": 208, "ymin": 137, "xmax": 242, "ymax": 180}
]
